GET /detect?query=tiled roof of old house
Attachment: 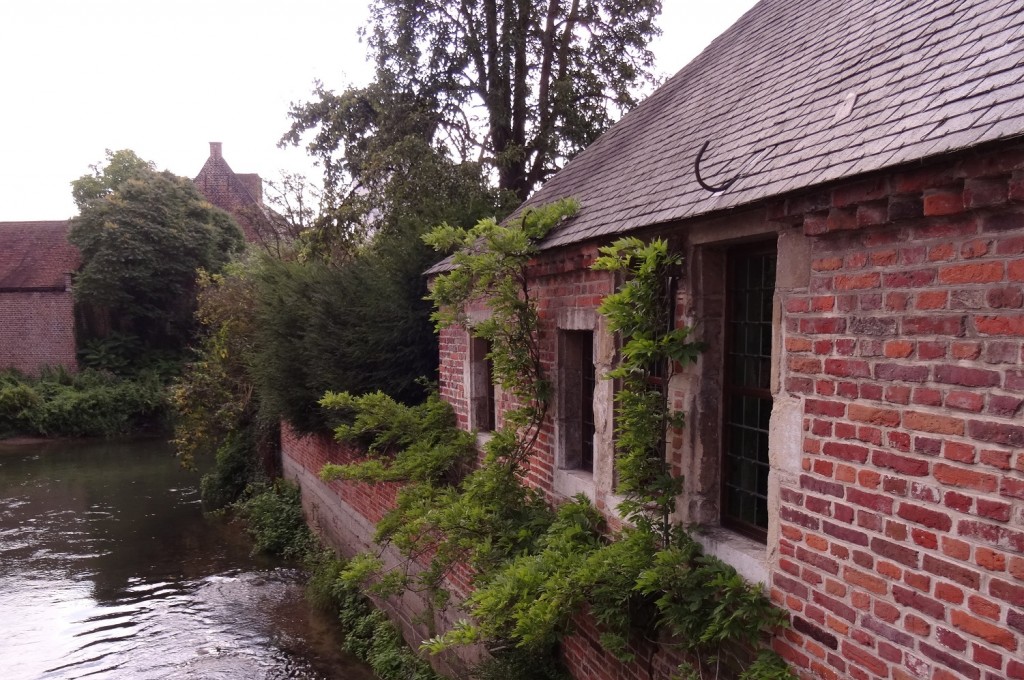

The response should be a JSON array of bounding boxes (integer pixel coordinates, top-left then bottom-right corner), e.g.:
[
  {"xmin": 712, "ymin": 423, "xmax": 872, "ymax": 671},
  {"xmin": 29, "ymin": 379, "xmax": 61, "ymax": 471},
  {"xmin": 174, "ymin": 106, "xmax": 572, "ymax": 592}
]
[
  {"xmin": 0, "ymin": 221, "xmax": 79, "ymax": 291},
  {"xmin": 432, "ymin": 0, "xmax": 1024, "ymax": 272}
]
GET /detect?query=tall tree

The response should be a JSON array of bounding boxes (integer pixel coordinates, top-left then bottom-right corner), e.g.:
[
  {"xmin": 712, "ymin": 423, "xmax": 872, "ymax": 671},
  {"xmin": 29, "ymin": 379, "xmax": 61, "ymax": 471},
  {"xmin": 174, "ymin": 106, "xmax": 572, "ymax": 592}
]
[
  {"xmin": 69, "ymin": 150, "xmax": 245, "ymax": 356},
  {"xmin": 286, "ymin": 1, "xmax": 661, "ymax": 206},
  {"xmin": 365, "ymin": 0, "xmax": 661, "ymax": 200}
]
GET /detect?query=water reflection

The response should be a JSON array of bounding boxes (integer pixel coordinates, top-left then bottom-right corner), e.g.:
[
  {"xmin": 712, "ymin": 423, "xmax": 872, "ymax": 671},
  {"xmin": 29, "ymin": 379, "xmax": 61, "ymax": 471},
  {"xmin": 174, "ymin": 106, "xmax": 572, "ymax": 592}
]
[{"xmin": 0, "ymin": 439, "xmax": 374, "ymax": 680}]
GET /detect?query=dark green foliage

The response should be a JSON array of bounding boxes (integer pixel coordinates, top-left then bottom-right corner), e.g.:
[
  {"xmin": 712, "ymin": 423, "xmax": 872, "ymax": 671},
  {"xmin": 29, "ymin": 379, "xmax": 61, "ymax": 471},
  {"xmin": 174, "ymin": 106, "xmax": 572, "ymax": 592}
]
[
  {"xmin": 199, "ymin": 430, "xmax": 264, "ymax": 510},
  {"xmin": 635, "ymin": 534, "xmax": 789, "ymax": 677},
  {"xmin": 302, "ymin": 551, "xmax": 441, "ymax": 680},
  {"xmin": 171, "ymin": 264, "xmax": 276, "ymax": 507},
  {"xmin": 320, "ymin": 391, "xmax": 476, "ymax": 486},
  {"xmin": 69, "ymin": 149, "xmax": 244, "ymax": 358},
  {"xmin": 319, "ymin": 389, "xmax": 553, "ymax": 601},
  {"xmin": 233, "ymin": 481, "xmax": 315, "ymax": 559},
  {"xmin": 471, "ymin": 649, "xmax": 571, "ymax": 680},
  {"xmin": 0, "ymin": 379, "xmax": 41, "ymax": 435},
  {"xmin": 362, "ymin": 0, "xmax": 662, "ymax": 200},
  {"xmin": 250, "ymin": 240, "xmax": 439, "ymax": 433},
  {"xmin": 0, "ymin": 368, "xmax": 167, "ymax": 438},
  {"xmin": 282, "ymin": 89, "xmax": 513, "ymax": 260},
  {"xmin": 347, "ymin": 610, "xmax": 440, "ymax": 680}
]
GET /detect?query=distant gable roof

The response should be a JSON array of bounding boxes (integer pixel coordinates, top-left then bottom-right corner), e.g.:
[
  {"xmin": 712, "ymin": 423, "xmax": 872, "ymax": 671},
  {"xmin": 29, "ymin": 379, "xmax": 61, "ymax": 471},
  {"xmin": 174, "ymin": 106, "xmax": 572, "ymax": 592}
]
[
  {"xmin": 194, "ymin": 142, "xmax": 262, "ymax": 209},
  {"xmin": 0, "ymin": 221, "xmax": 79, "ymax": 290},
  {"xmin": 504, "ymin": 0, "xmax": 1024, "ymax": 253}
]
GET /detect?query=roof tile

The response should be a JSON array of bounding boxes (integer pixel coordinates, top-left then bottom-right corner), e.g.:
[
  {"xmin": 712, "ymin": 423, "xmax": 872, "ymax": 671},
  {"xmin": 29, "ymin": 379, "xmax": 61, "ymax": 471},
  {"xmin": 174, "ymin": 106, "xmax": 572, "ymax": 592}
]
[{"xmin": 0, "ymin": 221, "xmax": 79, "ymax": 290}]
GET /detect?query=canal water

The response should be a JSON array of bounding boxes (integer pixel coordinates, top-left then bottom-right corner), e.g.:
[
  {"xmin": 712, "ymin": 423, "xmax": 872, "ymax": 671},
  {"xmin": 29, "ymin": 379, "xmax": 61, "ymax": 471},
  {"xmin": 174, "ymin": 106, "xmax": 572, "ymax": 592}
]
[{"xmin": 0, "ymin": 438, "xmax": 376, "ymax": 680}]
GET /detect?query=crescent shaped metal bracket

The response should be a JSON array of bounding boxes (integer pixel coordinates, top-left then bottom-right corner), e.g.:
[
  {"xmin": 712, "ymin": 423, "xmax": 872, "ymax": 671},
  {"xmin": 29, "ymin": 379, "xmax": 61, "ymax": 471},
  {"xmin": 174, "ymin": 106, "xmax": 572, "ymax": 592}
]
[{"xmin": 694, "ymin": 140, "xmax": 740, "ymax": 193}]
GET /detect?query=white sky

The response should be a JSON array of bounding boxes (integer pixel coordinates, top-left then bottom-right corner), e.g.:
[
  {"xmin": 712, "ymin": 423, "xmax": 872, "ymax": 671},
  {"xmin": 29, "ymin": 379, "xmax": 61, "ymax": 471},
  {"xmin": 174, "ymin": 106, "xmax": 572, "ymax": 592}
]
[{"xmin": 0, "ymin": 0, "xmax": 757, "ymax": 221}]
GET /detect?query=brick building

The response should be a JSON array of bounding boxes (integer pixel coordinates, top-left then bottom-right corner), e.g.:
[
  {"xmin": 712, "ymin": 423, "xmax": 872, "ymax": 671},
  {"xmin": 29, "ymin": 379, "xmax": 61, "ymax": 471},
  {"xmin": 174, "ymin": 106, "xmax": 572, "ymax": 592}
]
[
  {"xmin": 283, "ymin": 0, "xmax": 1024, "ymax": 678},
  {"xmin": 193, "ymin": 141, "xmax": 266, "ymax": 242},
  {"xmin": 0, "ymin": 221, "xmax": 79, "ymax": 375}
]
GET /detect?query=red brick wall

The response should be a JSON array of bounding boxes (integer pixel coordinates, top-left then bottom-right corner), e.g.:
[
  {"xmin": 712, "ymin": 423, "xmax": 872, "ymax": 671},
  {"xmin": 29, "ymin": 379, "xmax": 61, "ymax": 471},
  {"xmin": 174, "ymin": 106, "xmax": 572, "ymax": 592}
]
[
  {"xmin": 439, "ymin": 325, "xmax": 470, "ymax": 430},
  {"xmin": 770, "ymin": 143, "xmax": 1024, "ymax": 680},
  {"xmin": 282, "ymin": 423, "xmax": 400, "ymax": 525},
  {"xmin": 292, "ymin": 141, "xmax": 1024, "ymax": 680},
  {"xmin": 0, "ymin": 291, "xmax": 77, "ymax": 375},
  {"xmin": 439, "ymin": 253, "xmax": 617, "ymax": 497}
]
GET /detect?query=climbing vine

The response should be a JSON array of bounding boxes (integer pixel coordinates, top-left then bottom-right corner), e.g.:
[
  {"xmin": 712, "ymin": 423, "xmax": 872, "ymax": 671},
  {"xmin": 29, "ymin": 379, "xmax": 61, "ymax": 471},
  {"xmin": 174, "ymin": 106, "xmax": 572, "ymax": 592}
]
[
  {"xmin": 318, "ymin": 201, "xmax": 577, "ymax": 623},
  {"xmin": 317, "ymin": 207, "xmax": 792, "ymax": 680},
  {"xmin": 592, "ymin": 236, "xmax": 702, "ymax": 541}
]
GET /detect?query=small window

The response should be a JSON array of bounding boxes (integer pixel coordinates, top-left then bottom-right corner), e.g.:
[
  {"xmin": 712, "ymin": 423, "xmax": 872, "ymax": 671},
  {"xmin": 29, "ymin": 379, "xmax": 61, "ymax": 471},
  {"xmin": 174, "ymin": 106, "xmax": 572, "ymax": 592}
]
[
  {"xmin": 721, "ymin": 245, "xmax": 776, "ymax": 542},
  {"xmin": 559, "ymin": 330, "xmax": 596, "ymax": 473},
  {"xmin": 470, "ymin": 337, "xmax": 496, "ymax": 432}
]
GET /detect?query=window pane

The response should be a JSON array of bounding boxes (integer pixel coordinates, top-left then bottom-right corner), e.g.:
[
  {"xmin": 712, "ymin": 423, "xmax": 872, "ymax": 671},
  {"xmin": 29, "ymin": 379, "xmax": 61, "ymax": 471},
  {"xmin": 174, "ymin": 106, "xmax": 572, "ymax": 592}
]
[{"xmin": 722, "ymin": 246, "xmax": 776, "ymax": 542}]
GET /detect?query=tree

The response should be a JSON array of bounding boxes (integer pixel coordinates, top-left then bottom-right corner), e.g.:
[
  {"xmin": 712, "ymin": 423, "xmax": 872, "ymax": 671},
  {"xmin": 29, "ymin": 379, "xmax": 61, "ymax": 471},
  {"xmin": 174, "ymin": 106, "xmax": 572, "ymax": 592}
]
[
  {"xmin": 69, "ymin": 150, "xmax": 244, "ymax": 358},
  {"xmin": 367, "ymin": 0, "xmax": 661, "ymax": 201},
  {"xmin": 283, "ymin": 74, "xmax": 514, "ymax": 258}
]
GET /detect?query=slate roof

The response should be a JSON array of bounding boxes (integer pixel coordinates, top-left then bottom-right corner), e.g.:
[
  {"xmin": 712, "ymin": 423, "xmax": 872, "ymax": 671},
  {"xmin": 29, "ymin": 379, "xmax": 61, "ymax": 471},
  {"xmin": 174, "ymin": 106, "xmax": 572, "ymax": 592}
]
[
  {"xmin": 431, "ymin": 0, "xmax": 1024, "ymax": 273},
  {"xmin": 0, "ymin": 221, "xmax": 79, "ymax": 291}
]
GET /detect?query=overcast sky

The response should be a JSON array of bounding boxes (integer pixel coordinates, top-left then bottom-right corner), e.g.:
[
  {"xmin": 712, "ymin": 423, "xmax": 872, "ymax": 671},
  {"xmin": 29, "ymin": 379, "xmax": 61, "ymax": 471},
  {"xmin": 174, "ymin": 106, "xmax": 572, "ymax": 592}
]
[{"xmin": 0, "ymin": 0, "xmax": 757, "ymax": 222}]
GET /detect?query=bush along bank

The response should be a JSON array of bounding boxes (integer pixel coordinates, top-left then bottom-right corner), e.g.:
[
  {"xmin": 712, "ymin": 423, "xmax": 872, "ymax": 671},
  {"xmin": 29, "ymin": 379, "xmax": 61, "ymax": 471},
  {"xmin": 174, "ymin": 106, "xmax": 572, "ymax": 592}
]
[
  {"xmin": 0, "ymin": 367, "xmax": 168, "ymax": 439},
  {"xmin": 234, "ymin": 481, "xmax": 443, "ymax": 680}
]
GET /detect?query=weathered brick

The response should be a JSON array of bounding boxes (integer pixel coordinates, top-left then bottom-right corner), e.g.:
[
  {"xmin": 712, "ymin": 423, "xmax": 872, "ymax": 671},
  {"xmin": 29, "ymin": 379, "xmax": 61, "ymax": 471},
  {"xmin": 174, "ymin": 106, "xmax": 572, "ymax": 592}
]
[
  {"xmin": 870, "ymin": 536, "xmax": 919, "ymax": 568},
  {"xmin": 938, "ymin": 262, "xmax": 1005, "ymax": 284},
  {"xmin": 902, "ymin": 315, "xmax": 965, "ymax": 336},
  {"xmin": 924, "ymin": 187, "xmax": 966, "ymax": 216},
  {"xmin": 982, "ymin": 211, "xmax": 1024, "ymax": 232},
  {"xmin": 934, "ymin": 462, "xmax": 997, "ymax": 492},
  {"xmin": 923, "ymin": 554, "xmax": 982, "ymax": 588},
  {"xmin": 934, "ymin": 364, "xmax": 1001, "ymax": 388},
  {"xmin": 945, "ymin": 390, "xmax": 985, "ymax": 412},
  {"xmin": 904, "ymin": 411, "xmax": 965, "ymax": 436},
  {"xmin": 897, "ymin": 502, "xmax": 953, "ymax": 531},
  {"xmin": 968, "ymin": 419, "xmax": 1024, "ymax": 447},
  {"xmin": 919, "ymin": 642, "xmax": 982, "ymax": 680},
  {"xmin": 874, "ymin": 363, "xmax": 930, "ymax": 382},
  {"xmin": 793, "ymin": 615, "xmax": 839, "ymax": 650},
  {"xmin": 894, "ymin": 584, "xmax": 945, "ymax": 618},
  {"xmin": 952, "ymin": 609, "xmax": 1018, "ymax": 651},
  {"xmin": 976, "ymin": 314, "xmax": 1024, "ymax": 336}
]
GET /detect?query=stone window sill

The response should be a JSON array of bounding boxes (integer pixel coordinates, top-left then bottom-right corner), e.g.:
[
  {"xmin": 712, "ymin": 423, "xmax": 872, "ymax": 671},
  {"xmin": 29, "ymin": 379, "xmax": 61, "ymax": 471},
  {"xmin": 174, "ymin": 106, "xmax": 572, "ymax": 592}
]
[
  {"xmin": 553, "ymin": 468, "xmax": 596, "ymax": 503},
  {"xmin": 693, "ymin": 526, "xmax": 769, "ymax": 586}
]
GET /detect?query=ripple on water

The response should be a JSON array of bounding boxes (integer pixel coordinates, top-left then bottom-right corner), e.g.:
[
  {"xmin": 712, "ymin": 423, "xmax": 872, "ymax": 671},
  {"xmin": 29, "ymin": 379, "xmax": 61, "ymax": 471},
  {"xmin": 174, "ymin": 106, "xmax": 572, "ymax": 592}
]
[{"xmin": 1, "ymin": 440, "xmax": 376, "ymax": 680}]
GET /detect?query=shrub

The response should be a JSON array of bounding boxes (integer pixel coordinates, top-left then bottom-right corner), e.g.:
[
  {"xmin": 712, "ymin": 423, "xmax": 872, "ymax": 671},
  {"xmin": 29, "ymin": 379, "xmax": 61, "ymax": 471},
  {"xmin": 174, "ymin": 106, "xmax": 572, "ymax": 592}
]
[
  {"xmin": 0, "ymin": 368, "xmax": 167, "ymax": 438},
  {"xmin": 0, "ymin": 381, "xmax": 41, "ymax": 435},
  {"xmin": 200, "ymin": 430, "xmax": 265, "ymax": 510},
  {"xmin": 250, "ymin": 240, "xmax": 439, "ymax": 433},
  {"xmin": 233, "ymin": 480, "xmax": 315, "ymax": 559}
]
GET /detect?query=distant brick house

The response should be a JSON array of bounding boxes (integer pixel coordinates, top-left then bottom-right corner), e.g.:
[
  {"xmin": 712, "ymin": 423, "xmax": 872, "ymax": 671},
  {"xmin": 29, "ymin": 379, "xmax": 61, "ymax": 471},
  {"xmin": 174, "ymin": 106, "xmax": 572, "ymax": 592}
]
[
  {"xmin": 284, "ymin": 0, "xmax": 1024, "ymax": 678},
  {"xmin": 0, "ymin": 144, "xmax": 264, "ymax": 376},
  {"xmin": 193, "ymin": 141, "xmax": 266, "ymax": 242},
  {"xmin": 0, "ymin": 221, "xmax": 79, "ymax": 375}
]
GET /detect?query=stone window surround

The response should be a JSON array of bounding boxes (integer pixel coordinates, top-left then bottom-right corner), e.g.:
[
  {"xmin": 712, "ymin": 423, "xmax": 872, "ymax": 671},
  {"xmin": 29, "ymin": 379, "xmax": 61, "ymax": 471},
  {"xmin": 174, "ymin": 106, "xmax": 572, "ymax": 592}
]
[
  {"xmin": 462, "ymin": 309, "xmax": 502, "ymax": 441},
  {"xmin": 677, "ymin": 212, "xmax": 810, "ymax": 585},
  {"xmin": 553, "ymin": 308, "xmax": 619, "ymax": 506},
  {"xmin": 467, "ymin": 335, "xmax": 496, "ymax": 433}
]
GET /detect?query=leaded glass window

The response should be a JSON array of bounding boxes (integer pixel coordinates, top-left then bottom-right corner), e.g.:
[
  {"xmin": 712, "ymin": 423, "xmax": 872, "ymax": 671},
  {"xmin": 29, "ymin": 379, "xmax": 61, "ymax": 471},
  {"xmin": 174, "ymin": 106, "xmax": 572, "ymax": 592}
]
[{"xmin": 722, "ymin": 246, "xmax": 776, "ymax": 542}]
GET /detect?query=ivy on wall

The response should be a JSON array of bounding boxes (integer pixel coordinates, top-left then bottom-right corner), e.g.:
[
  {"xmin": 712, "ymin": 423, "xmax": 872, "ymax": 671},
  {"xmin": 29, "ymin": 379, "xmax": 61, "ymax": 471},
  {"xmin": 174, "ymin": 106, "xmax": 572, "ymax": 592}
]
[{"xmin": 318, "ymin": 204, "xmax": 793, "ymax": 679}]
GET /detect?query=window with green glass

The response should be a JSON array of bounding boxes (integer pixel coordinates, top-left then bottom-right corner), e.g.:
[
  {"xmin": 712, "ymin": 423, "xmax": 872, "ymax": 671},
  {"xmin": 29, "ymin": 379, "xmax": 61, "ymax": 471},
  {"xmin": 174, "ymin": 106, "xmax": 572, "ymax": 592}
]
[{"xmin": 722, "ymin": 245, "xmax": 776, "ymax": 542}]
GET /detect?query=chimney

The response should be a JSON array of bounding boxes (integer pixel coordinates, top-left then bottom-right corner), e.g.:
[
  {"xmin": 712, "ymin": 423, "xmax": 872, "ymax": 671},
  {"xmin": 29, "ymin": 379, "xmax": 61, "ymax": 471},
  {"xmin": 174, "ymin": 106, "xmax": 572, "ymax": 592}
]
[{"xmin": 209, "ymin": 142, "xmax": 222, "ymax": 159}]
